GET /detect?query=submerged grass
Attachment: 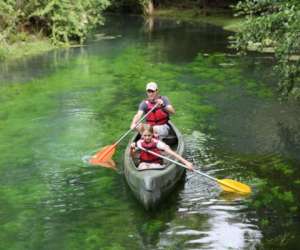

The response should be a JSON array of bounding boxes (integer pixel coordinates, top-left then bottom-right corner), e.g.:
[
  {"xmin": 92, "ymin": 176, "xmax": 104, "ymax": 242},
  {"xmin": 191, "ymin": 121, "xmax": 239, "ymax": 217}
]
[{"xmin": 0, "ymin": 32, "xmax": 286, "ymax": 249}]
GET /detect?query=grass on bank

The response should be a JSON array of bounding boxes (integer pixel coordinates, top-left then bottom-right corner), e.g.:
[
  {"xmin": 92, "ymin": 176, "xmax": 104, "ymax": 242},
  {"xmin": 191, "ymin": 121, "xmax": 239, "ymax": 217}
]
[
  {"xmin": 0, "ymin": 33, "xmax": 55, "ymax": 62},
  {"xmin": 154, "ymin": 7, "xmax": 244, "ymax": 32}
]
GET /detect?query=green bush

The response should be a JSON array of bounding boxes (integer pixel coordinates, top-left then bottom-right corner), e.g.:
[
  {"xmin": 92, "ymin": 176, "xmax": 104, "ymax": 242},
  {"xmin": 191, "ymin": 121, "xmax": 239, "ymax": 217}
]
[
  {"xmin": 232, "ymin": 0, "xmax": 300, "ymax": 98},
  {"xmin": 30, "ymin": 0, "xmax": 111, "ymax": 44},
  {"xmin": 0, "ymin": 47, "xmax": 8, "ymax": 61},
  {"xmin": 0, "ymin": 0, "xmax": 111, "ymax": 45}
]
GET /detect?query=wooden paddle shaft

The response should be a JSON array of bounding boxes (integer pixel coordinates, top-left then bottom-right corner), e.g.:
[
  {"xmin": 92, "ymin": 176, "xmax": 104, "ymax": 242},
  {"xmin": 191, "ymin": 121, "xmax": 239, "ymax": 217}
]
[
  {"xmin": 138, "ymin": 147, "xmax": 251, "ymax": 193},
  {"xmin": 139, "ymin": 147, "xmax": 251, "ymax": 193},
  {"xmin": 115, "ymin": 102, "xmax": 160, "ymax": 145},
  {"xmin": 138, "ymin": 146, "xmax": 219, "ymax": 182}
]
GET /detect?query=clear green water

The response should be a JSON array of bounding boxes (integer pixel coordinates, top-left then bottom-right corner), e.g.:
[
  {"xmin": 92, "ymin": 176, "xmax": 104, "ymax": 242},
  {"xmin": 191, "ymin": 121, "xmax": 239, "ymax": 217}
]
[{"xmin": 1, "ymin": 15, "xmax": 300, "ymax": 250}]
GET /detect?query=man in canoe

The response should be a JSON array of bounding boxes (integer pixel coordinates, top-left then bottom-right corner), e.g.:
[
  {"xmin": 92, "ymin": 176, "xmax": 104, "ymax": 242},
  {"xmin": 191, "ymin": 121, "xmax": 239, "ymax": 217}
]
[
  {"xmin": 130, "ymin": 82, "xmax": 175, "ymax": 139},
  {"xmin": 131, "ymin": 124, "xmax": 193, "ymax": 171}
]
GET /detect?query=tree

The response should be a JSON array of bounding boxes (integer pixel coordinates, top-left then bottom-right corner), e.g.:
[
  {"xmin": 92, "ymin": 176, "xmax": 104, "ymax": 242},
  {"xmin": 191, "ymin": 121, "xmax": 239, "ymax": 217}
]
[
  {"xmin": 0, "ymin": 0, "xmax": 111, "ymax": 46},
  {"xmin": 232, "ymin": 0, "xmax": 300, "ymax": 98}
]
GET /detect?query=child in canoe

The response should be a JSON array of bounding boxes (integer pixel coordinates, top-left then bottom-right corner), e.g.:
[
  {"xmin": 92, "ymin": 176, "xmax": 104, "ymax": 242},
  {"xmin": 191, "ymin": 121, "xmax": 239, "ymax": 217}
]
[{"xmin": 131, "ymin": 124, "xmax": 193, "ymax": 171}]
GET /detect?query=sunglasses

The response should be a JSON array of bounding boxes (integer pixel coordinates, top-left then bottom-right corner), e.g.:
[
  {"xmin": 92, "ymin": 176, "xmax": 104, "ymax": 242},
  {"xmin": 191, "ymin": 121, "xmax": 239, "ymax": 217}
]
[{"xmin": 147, "ymin": 89, "xmax": 156, "ymax": 93}]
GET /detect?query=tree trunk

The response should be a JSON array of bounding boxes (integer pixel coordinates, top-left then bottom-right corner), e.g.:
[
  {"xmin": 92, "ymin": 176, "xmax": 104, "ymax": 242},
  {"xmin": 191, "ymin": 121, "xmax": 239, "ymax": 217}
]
[
  {"xmin": 202, "ymin": 0, "xmax": 208, "ymax": 16},
  {"xmin": 144, "ymin": 0, "xmax": 154, "ymax": 16}
]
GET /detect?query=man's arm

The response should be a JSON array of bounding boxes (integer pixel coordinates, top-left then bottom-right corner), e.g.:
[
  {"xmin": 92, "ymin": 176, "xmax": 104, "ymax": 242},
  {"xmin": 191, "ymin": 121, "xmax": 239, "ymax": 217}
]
[
  {"xmin": 159, "ymin": 96, "xmax": 175, "ymax": 114},
  {"xmin": 130, "ymin": 110, "xmax": 144, "ymax": 130},
  {"xmin": 165, "ymin": 104, "xmax": 175, "ymax": 114}
]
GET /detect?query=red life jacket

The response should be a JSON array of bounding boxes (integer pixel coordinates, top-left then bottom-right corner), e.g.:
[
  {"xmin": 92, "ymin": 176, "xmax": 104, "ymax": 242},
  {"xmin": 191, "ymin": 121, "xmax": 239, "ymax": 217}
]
[
  {"xmin": 145, "ymin": 99, "xmax": 169, "ymax": 125},
  {"xmin": 140, "ymin": 139, "xmax": 162, "ymax": 164}
]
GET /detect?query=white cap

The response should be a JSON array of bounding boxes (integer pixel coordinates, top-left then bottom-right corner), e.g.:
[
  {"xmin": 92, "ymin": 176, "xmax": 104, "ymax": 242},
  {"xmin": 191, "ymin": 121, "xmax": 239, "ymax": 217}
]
[{"xmin": 146, "ymin": 82, "xmax": 158, "ymax": 91}]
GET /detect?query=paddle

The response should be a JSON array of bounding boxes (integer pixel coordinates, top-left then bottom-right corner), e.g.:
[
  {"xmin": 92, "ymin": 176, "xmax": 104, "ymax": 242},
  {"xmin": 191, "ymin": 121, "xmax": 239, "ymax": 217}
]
[
  {"xmin": 89, "ymin": 102, "xmax": 160, "ymax": 168},
  {"xmin": 138, "ymin": 146, "xmax": 252, "ymax": 195}
]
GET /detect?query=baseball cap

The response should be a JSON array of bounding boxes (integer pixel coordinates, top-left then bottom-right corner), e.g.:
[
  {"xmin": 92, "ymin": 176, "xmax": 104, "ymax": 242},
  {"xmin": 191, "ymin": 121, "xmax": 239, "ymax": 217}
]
[{"xmin": 146, "ymin": 82, "xmax": 158, "ymax": 91}]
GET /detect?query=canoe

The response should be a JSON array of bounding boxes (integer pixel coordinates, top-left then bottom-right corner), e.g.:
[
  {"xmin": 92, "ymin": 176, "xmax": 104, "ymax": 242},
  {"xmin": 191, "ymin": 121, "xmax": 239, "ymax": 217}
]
[{"xmin": 123, "ymin": 121, "xmax": 185, "ymax": 210}]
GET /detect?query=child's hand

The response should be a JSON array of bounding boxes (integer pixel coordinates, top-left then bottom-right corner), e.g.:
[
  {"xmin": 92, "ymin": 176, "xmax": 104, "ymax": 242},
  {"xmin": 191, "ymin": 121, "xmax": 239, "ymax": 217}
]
[
  {"xmin": 130, "ymin": 143, "xmax": 136, "ymax": 149},
  {"xmin": 130, "ymin": 143, "xmax": 137, "ymax": 156},
  {"xmin": 185, "ymin": 162, "xmax": 194, "ymax": 171}
]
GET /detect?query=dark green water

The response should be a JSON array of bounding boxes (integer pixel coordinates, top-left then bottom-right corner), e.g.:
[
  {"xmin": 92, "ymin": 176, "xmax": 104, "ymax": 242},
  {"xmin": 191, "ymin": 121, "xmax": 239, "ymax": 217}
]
[{"xmin": 1, "ymin": 15, "xmax": 300, "ymax": 250}]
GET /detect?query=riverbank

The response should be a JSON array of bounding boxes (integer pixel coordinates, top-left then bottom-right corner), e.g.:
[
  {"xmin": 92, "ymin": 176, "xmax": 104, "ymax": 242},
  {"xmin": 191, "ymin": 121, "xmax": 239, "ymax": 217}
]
[
  {"xmin": 0, "ymin": 34, "xmax": 55, "ymax": 63},
  {"xmin": 154, "ymin": 7, "xmax": 296, "ymax": 58},
  {"xmin": 0, "ymin": 8, "xmax": 243, "ymax": 63},
  {"xmin": 153, "ymin": 7, "xmax": 244, "ymax": 32}
]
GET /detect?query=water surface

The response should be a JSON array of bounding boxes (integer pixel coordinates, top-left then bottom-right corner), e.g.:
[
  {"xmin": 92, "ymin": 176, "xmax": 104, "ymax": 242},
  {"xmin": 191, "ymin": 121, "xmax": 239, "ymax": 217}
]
[{"xmin": 1, "ymin": 15, "xmax": 300, "ymax": 250}]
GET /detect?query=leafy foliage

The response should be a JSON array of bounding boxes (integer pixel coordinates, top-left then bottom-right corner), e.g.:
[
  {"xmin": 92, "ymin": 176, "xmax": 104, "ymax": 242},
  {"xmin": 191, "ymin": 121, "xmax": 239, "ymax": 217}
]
[
  {"xmin": 0, "ymin": 0, "xmax": 110, "ymax": 46},
  {"xmin": 232, "ymin": 0, "xmax": 300, "ymax": 98}
]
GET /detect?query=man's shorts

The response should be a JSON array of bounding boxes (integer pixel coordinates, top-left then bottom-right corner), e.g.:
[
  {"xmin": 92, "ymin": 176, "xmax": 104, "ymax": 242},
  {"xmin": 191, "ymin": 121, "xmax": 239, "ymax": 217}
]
[{"xmin": 153, "ymin": 124, "xmax": 170, "ymax": 139}]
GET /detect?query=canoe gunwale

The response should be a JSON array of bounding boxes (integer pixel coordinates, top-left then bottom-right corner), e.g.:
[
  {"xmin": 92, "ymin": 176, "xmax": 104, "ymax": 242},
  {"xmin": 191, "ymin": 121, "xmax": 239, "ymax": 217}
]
[{"xmin": 123, "ymin": 121, "xmax": 185, "ymax": 209}]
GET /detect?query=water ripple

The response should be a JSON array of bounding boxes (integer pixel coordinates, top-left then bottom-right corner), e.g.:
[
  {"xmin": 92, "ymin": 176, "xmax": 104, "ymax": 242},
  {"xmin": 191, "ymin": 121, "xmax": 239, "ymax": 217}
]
[{"xmin": 156, "ymin": 131, "xmax": 262, "ymax": 250}]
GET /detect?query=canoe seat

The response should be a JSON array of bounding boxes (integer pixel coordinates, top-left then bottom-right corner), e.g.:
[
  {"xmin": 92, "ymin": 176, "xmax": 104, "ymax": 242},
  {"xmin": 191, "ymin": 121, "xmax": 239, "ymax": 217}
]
[{"xmin": 162, "ymin": 135, "xmax": 177, "ymax": 146}]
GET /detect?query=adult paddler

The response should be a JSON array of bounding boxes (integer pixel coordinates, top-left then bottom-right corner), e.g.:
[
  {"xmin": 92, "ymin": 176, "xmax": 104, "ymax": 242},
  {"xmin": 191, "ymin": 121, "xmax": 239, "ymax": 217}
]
[{"xmin": 130, "ymin": 82, "xmax": 175, "ymax": 139}]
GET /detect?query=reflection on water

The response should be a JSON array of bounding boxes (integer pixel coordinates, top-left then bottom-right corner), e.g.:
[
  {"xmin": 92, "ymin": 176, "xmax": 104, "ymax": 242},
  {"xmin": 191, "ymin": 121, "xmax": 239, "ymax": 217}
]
[
  {"xmin": 154, "ymin": 132, "xmax": 261, "ymax": 249},
  {"xmin": 1, "ymin": 14, "xmax": 300, "ymax": 250}
]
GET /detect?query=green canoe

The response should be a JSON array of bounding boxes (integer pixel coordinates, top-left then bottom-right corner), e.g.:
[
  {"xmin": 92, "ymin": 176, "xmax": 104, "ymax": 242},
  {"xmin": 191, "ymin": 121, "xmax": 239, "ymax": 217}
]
[{"xmin": 123, "ymin": 121, "xmax": 185, "ymax": 210}]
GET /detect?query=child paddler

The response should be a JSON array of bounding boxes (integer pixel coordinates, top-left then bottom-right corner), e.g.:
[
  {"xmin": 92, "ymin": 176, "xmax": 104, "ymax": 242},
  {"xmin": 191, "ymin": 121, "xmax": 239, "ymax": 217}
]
[{"xmin": 131, "ymin": 124, "xmax": 193, "ymax": 171}]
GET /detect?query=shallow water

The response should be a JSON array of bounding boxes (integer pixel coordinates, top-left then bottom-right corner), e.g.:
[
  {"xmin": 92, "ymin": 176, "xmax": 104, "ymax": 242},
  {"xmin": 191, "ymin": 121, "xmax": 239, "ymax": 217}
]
[{"xmin": 1, "ymin": 15, "xmax": 300, "ymax": 250}]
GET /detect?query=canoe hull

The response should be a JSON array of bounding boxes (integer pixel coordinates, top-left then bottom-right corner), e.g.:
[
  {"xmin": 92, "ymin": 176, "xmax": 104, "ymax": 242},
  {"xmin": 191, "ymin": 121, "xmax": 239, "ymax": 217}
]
[{"xmin": 123, "ymin": 122, "xmax": 185, "ymax": 210}]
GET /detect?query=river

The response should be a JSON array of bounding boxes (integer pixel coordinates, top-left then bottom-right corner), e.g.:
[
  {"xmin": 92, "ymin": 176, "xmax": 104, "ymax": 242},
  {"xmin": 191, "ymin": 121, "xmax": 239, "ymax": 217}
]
[{"xmin": 1, "ymin": 15, "xmax": 300, "ymax": 250}]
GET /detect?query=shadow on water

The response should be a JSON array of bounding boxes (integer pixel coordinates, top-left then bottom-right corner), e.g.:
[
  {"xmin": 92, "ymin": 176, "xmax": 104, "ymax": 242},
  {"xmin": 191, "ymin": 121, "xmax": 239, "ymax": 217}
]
[
  {"xmin": 91, "ymin": 14, "xmax": 232, "ymax": 63},
  {"xmin": 125, "ymin": 178, "xmax": 186, "ymax": 249},
  {"xmin": 0, "ymin": 48, "xmax": 85, "ymax": 85}
]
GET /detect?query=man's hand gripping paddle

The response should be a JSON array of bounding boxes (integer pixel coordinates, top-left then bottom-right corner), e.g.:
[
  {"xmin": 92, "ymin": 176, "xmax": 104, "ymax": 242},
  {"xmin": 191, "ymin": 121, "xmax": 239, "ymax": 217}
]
[{"xmin": 89, "ymin": 103, "xmax": 159, "ymax": 169}]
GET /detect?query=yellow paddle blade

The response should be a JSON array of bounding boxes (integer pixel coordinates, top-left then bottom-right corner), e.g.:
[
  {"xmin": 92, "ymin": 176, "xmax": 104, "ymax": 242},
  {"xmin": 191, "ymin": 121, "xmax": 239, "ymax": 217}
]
[
  {"xmin": 218, "ymin": 179, "xmax": 252, "ymax": 195},
  {"xmin": 89, "ymin": 144, "xmax": 116, "ymax": 165}
]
